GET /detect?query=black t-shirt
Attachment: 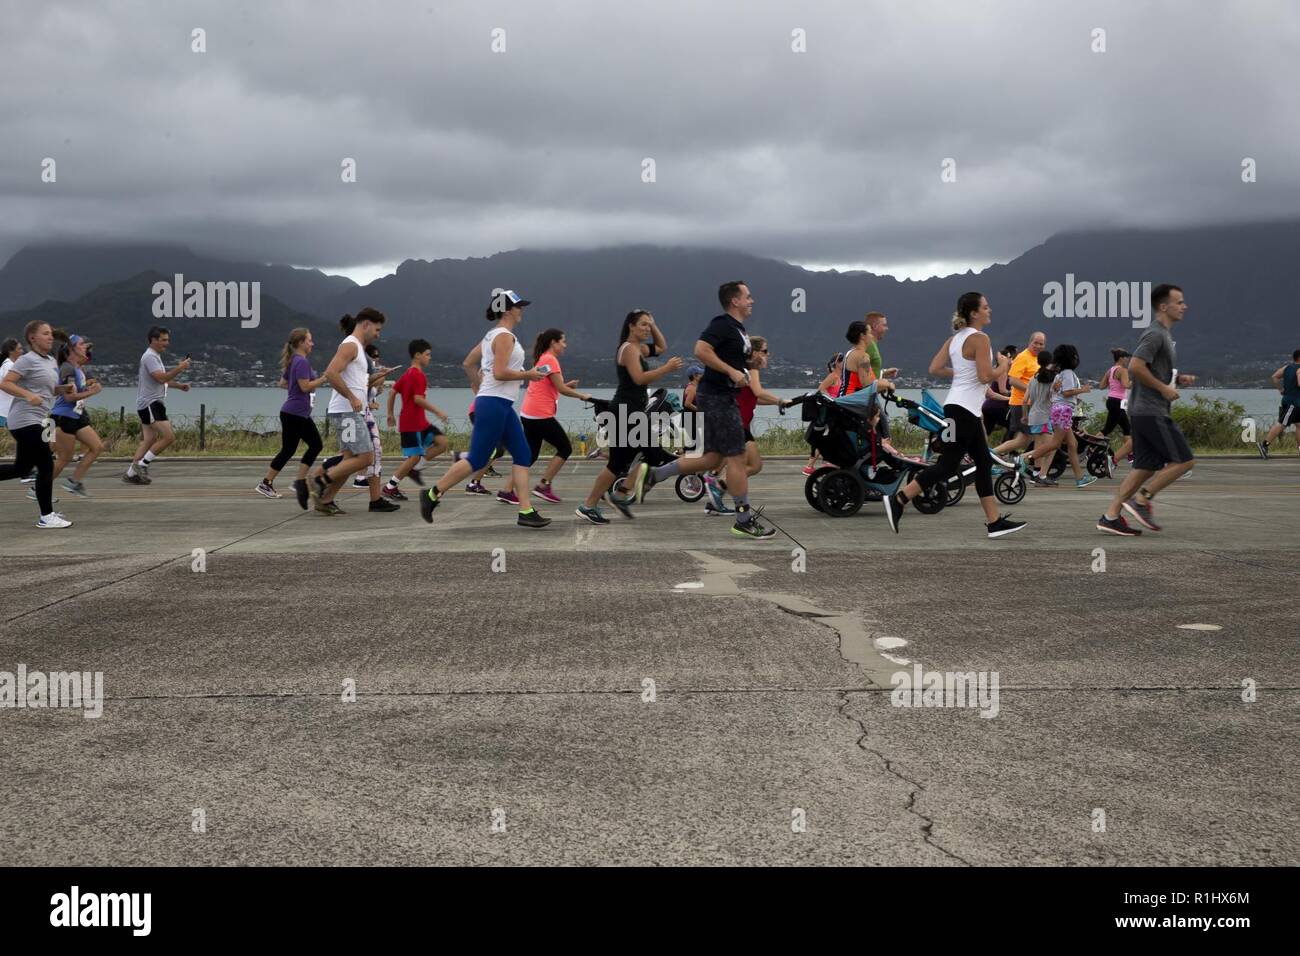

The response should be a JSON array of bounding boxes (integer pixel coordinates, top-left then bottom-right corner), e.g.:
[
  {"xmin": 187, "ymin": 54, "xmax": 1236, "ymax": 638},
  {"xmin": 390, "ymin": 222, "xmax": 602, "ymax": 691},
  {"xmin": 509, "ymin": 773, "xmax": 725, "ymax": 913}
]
[{"xmin": 697, "ymin": 314, "xmax": 751, "ymax": 395}]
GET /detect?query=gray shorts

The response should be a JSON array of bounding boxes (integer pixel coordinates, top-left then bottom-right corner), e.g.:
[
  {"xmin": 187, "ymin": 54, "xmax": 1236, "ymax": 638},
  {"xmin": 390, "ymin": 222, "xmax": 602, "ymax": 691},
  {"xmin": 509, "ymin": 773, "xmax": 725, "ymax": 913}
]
[
  {"xmin": 1007, "ymin": 404, "xmax": 1027, "ymax": 436},
  {"xmin": 328, "ymin": 411, "xmax": 371, "ymax": 454},
  {"xmin": 696, "ymin": 389, "xmax": 746, "ymax": 458}
]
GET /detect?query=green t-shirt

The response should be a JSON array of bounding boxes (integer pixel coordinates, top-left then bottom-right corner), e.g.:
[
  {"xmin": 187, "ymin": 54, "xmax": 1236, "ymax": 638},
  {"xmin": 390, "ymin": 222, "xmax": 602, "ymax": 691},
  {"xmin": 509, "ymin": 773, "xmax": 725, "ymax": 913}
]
[{"xmin": 867, "ymin": 340, "xmax": 882, "ymax": 379}]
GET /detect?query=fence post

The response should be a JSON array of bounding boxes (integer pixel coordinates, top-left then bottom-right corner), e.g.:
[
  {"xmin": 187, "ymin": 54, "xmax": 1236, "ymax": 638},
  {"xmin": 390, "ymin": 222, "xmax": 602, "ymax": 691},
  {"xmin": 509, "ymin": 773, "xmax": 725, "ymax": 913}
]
[
  {"xmin": 199, "ymin": 404, "xmax": 206, "ymax": 451},
  {"xmin": 323, "ymin": 415, "xmax": 329, "ymax": 439},
  {"xmin": 119, "ymin": 406, "xmax": 125, "ymax": 427}
]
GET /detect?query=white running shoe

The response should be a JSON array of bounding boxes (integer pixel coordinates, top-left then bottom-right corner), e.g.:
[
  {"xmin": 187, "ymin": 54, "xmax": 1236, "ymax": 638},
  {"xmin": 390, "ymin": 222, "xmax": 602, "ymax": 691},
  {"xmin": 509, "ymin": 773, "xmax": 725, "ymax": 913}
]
[{"xmin": 37, "ymin": 513, "xmax": 73, "ymax": 529}]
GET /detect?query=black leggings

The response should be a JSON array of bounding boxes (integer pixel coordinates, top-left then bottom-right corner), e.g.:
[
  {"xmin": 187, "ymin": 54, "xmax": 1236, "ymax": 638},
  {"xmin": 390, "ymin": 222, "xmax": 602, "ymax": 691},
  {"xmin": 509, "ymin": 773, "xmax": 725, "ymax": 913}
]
[
  {"xmin": 271, "ymin": 412, "xmax": 323, "ymax": 471},
  {"xmin": 522, "ymin": 416, "xmax": 572, "ymax": 463},
  {"xmin": 915, "ymin": 405, "xmax": 993, "ymax": 499},
  {"xmin": 1102, "ymin": 397, "xmax": 1131, "ymax": 437},
  {"xmin": 0, "ymin": 424, "xmax": 55, "ymax": 514}
]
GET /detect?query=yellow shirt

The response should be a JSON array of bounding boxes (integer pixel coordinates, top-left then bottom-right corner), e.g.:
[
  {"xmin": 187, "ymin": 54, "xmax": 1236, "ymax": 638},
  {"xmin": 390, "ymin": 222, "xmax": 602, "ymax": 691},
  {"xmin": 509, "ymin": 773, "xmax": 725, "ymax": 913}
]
[{"xmin": 1008, "ymin": 349, "xmax": 1040, "ymax": 406}]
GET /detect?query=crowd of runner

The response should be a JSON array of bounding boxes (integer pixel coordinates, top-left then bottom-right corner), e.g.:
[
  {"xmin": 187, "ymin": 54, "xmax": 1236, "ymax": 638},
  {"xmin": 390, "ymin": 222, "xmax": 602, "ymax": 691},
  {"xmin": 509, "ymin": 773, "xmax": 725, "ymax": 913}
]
[{"xmin": 3, "ymin": 282, "xmax": 1296, "ymax": 537}]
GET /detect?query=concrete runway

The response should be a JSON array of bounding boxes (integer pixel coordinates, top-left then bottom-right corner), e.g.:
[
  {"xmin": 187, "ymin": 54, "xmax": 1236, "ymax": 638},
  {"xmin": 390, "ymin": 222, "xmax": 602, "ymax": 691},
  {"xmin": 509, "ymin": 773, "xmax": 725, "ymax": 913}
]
[{"xmin": 0, "ymin": 457, "xmax": 1296, "ymax": 865}]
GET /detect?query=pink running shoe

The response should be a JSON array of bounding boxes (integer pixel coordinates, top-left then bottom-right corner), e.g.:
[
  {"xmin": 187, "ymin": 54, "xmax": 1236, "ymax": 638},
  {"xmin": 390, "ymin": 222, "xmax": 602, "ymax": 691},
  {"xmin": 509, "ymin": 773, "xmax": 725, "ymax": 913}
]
[
  {"xmin": 496, "ymin": 489, "xmax": 520, "ymax": 505},
  {"xmin": 532, "ymin": 483, "xmax": 561, "ymax": 504}
]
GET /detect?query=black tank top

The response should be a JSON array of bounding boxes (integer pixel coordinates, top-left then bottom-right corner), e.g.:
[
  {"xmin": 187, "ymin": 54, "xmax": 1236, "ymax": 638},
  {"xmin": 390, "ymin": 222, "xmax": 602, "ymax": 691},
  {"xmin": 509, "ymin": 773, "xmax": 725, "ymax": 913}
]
[{"xmin": 612, "ymin": 342, "xmax": 650, "ymax": 411}]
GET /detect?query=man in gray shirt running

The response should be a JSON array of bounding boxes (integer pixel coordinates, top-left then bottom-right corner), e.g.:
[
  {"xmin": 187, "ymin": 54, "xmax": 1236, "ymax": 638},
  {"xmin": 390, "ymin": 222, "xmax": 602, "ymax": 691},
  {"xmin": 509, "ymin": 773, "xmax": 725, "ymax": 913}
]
[{"xmin": 1096, "ymin": 284, "xmax": 1197, "ymax": 536}]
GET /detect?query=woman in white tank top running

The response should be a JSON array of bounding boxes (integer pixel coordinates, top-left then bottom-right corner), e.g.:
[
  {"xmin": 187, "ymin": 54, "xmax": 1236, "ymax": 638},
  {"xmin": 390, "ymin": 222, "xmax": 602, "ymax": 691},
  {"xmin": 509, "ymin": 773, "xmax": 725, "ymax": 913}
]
[
  {"xmin": 419, "ymin": 289, "xmax": 552, "ymax": 529},
  {"xmin": 882, "ymin": 292, "xmax": 1027, "ymax": 539}
]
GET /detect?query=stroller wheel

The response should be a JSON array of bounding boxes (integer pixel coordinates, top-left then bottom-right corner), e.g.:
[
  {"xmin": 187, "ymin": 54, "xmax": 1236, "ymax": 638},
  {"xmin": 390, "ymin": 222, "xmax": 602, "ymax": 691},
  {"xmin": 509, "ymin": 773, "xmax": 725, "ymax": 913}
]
[
  {"xmin": 945, "ymin": 473, "xmax": 967, "ymax": 507},
  {"xmin": 675, "ymin": 473, "xmax": 705, "ymax": 502},
  {"xmin": 912, "ymin": 482, "xmax": 947, "ymax": 515},
  {"xmin": 994, "ymin": 471, "xmax": 1026, "ymax": 505},
  {"xmin": 816, "ymin": 468, "xmax": 865, "ymax": 517},
  {"xmin": 1087, "ymin": 450, "xmax": 1112, "ymax": 479},
  {"xmin": 804, "ymin": 466, "xmax": 836, "ymax": 512}
]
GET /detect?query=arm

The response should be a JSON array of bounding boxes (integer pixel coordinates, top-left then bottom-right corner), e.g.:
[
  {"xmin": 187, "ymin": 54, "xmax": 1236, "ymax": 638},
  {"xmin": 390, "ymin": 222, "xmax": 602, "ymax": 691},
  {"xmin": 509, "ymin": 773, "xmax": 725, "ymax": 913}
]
[
  {"xmin": 1116, "ymin": 366, "xmax": 1130, "ymax": 389},
  {"xmin": 550, "ymin": 372, "xmax": 591, "ymax": 402},
  {"xmin": 625, "ymin": 345, "xmax": 682, "ymax": 385},
  {"xmin": 684, "ymin": 381, "xmax": 698, "ymax": 410},
  {"xmin": 386, "ymin": 384, "xmax": 398, "ymax": 425},
  {"xmin": 928, "ymin": 337, "xmax": 954, "ymax": 378},
  {"xmin": 66, "ymin": 380, "xmax": 102, "ymax": 402},
  {"xmin": 749, "ymin": 368, "xmax": 783, "ymax": 406},
  {"xmin": 646, "ymin": 319, "xmax": 667, "ymax": 356},
  {"xmin": 694, "ymin": 340, "xmax": 746, "ymax": 387},
  {"xmin": 1128, "ymin": 357, "xmax": 1178, "ymax": 401},
  {"xmin": 984, "ymin": 384, "xmax": 1010, "ymax": 402},
  {"xmin": 324, "ymin": 342, "xmax": 363, "ymax": 412},
  {"xmin": 1, "ymin": 370, "xmax": 43, "ymax": 405},
  {"xmin": 1271, "ymin": 366, "xmax": 1286, "ymax": 392},
  {"xmin": 414, "ymin": 395, "xmax": 449, "ymax": 421},
  {"xmin": 816, "ymin": 370, "xmax": 838, "ymax": 393},
  {"xmin": 462, "ymin": 345, "xmax": 482, "ymax": 392},
  {"xmin": 152, "ymin": 358, "xmax": 190, "ymax": 384},
  {"xmin": 964, "ymin": 332, "xmax": 1006, "ymax": 385}
]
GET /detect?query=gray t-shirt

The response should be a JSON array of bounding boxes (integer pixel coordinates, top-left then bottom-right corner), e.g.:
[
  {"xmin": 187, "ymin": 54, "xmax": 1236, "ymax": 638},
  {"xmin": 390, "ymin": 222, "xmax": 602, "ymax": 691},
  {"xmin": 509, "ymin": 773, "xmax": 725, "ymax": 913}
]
[
  {"xmin": 1053, "ymin": 369, "xmax": 1082, "ymax": 408},
  {"xmin": 4, "ymin": 351, "xmax": 59, "ymax": 430},
  {"xmin": 1026, "ymin": 377, "xmax": 1054, "ymax": 427},
  {"xmin": 1129, "ymin": 323, "xmax": 1176, "ymax": 417},
  {"xmin": 137, "ymin": 348, "xmax": 167, "ymax": 410}
]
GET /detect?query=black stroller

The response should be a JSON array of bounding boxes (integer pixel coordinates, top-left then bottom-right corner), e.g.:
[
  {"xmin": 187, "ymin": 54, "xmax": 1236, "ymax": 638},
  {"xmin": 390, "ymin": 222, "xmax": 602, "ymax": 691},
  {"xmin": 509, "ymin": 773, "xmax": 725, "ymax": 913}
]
[{"xmin": 588, "ymin": 388, "xmax": 701, "ymax": 502}]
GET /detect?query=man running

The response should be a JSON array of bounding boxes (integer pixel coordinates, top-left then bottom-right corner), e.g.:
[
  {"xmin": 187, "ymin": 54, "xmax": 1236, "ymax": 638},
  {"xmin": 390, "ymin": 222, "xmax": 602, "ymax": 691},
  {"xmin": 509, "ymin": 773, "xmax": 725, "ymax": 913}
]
[
  {"xmin": 124, "ymin": 326, "xmax": 190, "ymax": 484},
  {"xmin": 1256, "ymin": 349, "xmax": 1300, "ymax": 459},
  {"xmin": 1096, "ymin": 284, "xmax": 1197, "ymax": 535},
  {"xmin": 633, "ymin": 281, "xmax": 775, "ymax": 539},
  {"xmin": 992, "ymin": 331, "xmax": 1047, "ymax": 461},
  {"xmin": 865, "ymin": 311, "xmax": 899, "ymax": 440}
]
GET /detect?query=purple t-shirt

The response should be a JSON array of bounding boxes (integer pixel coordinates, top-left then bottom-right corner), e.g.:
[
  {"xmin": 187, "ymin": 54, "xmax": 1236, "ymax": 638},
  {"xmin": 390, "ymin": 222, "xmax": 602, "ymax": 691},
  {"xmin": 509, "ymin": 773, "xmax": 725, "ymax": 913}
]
[{"xmin": 281, "ymin": 354, "xmax": 314, "ymax": 417}]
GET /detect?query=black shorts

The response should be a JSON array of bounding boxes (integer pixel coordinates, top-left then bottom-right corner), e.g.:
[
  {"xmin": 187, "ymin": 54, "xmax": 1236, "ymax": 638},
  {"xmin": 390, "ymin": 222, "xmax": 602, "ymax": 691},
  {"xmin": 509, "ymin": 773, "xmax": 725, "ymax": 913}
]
[
  {"xmin": 1006, "ymin": 404, "xmax": 1027, "ymax": 436},
  {"xmin": 54, "ymin": 413, "xmax": 91, "ymax": 435},
  {"xmin": 137, "ymin": 401, "xmax": 168, "ymax": 424},
  {"xmin": 743, "ymin": 423, "xmax": 755, "ymax": 444},
  {"xmin": 696, "ymin": 389, "xmax": 746, "ymax": 458},
  {"xmin": 1278, "ymin": 403, "xmax": 1298, "ymax": 428},
  {"xmin": 1131, "ymin": 415, "xmax": 1194, "ymax": 471}
]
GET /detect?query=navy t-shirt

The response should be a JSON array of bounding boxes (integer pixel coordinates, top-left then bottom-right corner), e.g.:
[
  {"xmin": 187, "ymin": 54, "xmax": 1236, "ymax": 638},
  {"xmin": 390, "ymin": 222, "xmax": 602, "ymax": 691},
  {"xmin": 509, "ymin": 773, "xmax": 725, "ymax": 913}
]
[{"xmin": 697, "ymin": 314, "xmax": 751, "ymax": 395}]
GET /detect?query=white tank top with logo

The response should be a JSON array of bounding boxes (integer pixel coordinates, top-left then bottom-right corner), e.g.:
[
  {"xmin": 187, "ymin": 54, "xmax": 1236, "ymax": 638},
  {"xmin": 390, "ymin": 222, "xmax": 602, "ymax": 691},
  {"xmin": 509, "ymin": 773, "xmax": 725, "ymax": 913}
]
[
  {"xmin": 945, "ymin": 326, "xmax": 989, "ymax": 418},
  {"xmin": 326, "ymin": 334, "xmax": 368, "ymax": 413},
  {"xmin": 477, "ymin": 326, "xmax": 524, "ymax": 402}
]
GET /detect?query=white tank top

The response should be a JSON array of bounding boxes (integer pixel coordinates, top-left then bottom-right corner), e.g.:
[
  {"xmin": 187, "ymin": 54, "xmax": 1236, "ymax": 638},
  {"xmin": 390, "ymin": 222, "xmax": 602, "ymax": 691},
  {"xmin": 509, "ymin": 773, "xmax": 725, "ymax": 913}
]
[
  {"xmin": 477, "ymin": 326, "xmax": 525, "ymax": 401},
  {"xmin": 326, "ymin": 334, "xmax": 368, "ymax": 413},
  {"xmin": 945, "ymin": 326, "xmax": 988, "ymax": 418}
]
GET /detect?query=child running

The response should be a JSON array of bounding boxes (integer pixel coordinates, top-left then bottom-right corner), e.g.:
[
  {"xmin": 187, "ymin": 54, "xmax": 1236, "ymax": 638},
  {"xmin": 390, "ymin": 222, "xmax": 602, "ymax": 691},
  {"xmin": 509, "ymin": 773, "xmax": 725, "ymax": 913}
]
[
  {"xmin": 385, "ymin": 338, "xmax": 450, "ymax": 499},
  {"xmin": 259, "ymin": 328, "xmax": 327, "ymax": 506},
  {"xmin": 48, "ymin": 331, "xmax": 104, "ymax": 499}
]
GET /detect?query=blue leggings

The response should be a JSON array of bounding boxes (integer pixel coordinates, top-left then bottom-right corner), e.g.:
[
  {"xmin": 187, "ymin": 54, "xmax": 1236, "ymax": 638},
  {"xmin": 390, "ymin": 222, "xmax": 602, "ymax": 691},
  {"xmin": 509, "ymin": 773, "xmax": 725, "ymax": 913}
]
[{"xmin": 467, "ymin": 396, "xmax": 533, "ymax": 470}]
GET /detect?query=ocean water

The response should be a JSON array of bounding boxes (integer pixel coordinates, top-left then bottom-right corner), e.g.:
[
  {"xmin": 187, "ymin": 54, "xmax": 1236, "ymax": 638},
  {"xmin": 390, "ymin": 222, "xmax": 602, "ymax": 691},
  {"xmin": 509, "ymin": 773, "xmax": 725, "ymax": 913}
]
[{"xmin": 87, "ymin": 386, "xmax": 1287, "ymax": 433}]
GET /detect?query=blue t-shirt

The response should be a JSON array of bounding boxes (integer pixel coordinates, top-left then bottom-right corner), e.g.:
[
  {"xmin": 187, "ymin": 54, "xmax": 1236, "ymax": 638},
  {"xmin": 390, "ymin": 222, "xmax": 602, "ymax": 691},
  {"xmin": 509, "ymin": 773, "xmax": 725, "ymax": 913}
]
[{"xmin": 51, "ymin": 361, "xmax": 85, "ymax": 417}]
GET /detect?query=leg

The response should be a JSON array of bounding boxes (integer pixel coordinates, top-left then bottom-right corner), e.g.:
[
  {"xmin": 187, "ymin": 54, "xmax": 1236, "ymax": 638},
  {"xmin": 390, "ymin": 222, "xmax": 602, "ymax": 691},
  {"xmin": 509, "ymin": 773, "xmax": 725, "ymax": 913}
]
[
  {"xmin": 72, "ymin": 428, "xmax": 103, "ymax": 482},
  {"xmin": 297, "ymin": 418, "xmax": 323, "ymax": 480},
  {"xmin": 51, "ymin": 429, "xmax": 76, "ymax": 480},
  {"xmin": 149, "ymin": 420, "xmax": 175, "ymax": 455}
]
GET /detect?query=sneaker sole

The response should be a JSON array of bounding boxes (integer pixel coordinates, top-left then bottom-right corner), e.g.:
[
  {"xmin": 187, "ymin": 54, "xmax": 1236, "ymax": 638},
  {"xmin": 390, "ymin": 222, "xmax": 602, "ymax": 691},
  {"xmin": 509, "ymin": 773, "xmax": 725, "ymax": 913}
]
[
  {"xmin": 883, "ymin": 498, "xmax": 900, "ymax": 533},
  {"xmin": 1096, "ymin": 522, "xmax": 1140, "ymax": 536},
  {"xmin": 574, "ymin": 509, "xmax": 608, "ymax": 525},
  {"xmin": 987, "ymin": 524, "xmax": 1026, "ymax": 538},
  {"xmin": 1121, "ymin": 501, "xmax": 1160, "ymax": 531},
  {"xmin": 532, "ymin": 490, "xmax": 561, "ymax": 504}
]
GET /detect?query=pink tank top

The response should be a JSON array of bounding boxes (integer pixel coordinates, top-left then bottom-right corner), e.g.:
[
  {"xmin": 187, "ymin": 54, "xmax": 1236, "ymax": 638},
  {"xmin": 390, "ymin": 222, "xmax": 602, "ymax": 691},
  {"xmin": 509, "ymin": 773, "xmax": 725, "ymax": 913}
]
[{"xmin": 1106, "ymin": 365, "xmax": 1126, "ymax": 399}]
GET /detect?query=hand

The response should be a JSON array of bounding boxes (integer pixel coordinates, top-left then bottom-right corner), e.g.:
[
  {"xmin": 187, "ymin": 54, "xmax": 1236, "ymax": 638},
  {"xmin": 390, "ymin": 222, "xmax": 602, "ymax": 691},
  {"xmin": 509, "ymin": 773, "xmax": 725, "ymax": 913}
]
[
  {"xmin": 178, "ymin": 357, "xmax": 192, "ymax": 370},
  {"xmin": 663, "ymin": 356, "xmax": 684, "ymax": 373},
  {"xmin": 349, "ymin": 395, "xmax": 363, "ymax": 412},
  {"xmin": 565, "ymin": 379, "xmax": 579, "ymax": 388},
  {"xmin": 581, "ymin": 394, "xmax": 593, "ymax": 403},
  {"xmin": 27, "ymin": 392, "xmax": 42, "ymax": 406},
  {"xmin": 386, "ymin": 415, "xmax": 396, "ymax": 427},
  {"xmin": 728, "ymin": 366, "xmax": 748, "ymax": 387},
  {"xmin": 175, "ymin": 382, "xmax": 191, "ymax": 392},
  {"xmin": 437, "ymin": 411, "xmax": 449, "ymax": 424},
  {"xmin": 88, "ymin": 381, "xmax": 102, "ymax": 394},
  {"xmin": 1081, "ymin": 384, "xmax": 1093, "ymax": 393},
  {"xmin": 1177, "ymin": 374, "xmax": 1197, "ymax": 387},
  {"xmin": 523, "ymin": 369, "xmax": 547, "ymax": 382},
  {"xmin": 877, "ymin": 379, "xmax": 897, "ymax": 393},
  {"xmin": 1161, "ymin": 385, "xmax": 1180, "ymax": 402},
  {"xmin": 882, "ymin": 367, "xmax": 899, "ymax": 378}
]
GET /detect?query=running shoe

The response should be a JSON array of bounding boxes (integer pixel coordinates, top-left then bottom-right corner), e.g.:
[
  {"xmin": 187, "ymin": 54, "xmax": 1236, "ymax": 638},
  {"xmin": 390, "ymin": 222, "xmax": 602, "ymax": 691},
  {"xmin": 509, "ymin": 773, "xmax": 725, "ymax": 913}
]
[
  {"xmin": 1177, "ymin": 469, "xmax": 1192, "ymax": 481},
  {"xmin": 1256, "ymin": 441, "xmax": 1270, "ymax": 460},
  {"xmin": 382, "ymin": 484, "xmax": 408, "ymax": 501},
  {"xmin": 310, "ymin": 471, "xmax": 328, "ymax": 501},
  {"xmin": 1126, "ymin": 454, "xmax": 1134, "ymax": 464},
  {"xmin": 61, "ymin": 479, "xmax": 89, "ymax": 498},
  {"xmin": 517, "ymin": 508, "xmax": 552, "ymax": 529},
  {"xmin": 1076, "ymin": 475, "xmax": 1098, "ymax": 488},
  {"xmin": 883, "ymin": 492, "xmax": 904, "ymax": 534},
  {"xmin": 352, "ymin": 476, "xmax": 370, "ymax": 489},
  {"xmin": 1016, "ymin": 455, "xmax": 1032, "ymax": 477},
  {"xmin": 323, "ymin": 502, "xmax": 346, "ymax": 516},
  {"xmin": 20, "ymin": 472, "xmax": 37, "ymax": 484},
  {"xmin": 1097, "ymin": 514, "xmax": 1141, "ymax": 536},
  {"xmin": 420, "ymin": 488, "xmax": 441, "ymax": 523},
  {"xmin": 496, "ymin": 489, "xmax": 520, "ymax": 505},
  {"xmin": 122, "ymin": 472, "xmax": 150, "ymax": 485},
  {"xmin": 1029, "ymin": 474, "xmax": 1056, "ymax": 487},
  {"xmin": 36, "ymin": 513, "xmax": 73, "ymax": 529},
  {"xmin": 801, "ymin": 465, "xmax": 816, "ymax": 476},
  {"xmin": 137, "ymin": 461, "xmax": 150, "ymax": 479},
  {"xmin": 314, "ymin": 500, "xmax": 338, "ymax": 515},
  {"xmin": 630, "ymin": 462, "xmax": 651, "ymax": 503},
  {"xmin": 575, "ymin": 505, "xmax": 610, "ymax": 524},
  {"xmin": 293, "ymin": 479, "xmax": 309, "ymax": 510},
  {"xmin": 465, "ymin": 481, "xmax": 490, "ymax": 495},
  {"xmin": 532, "ymin": 483, "xmax": 561, "ymax": 504},
  {"xmin": 704, "ymin": 502, "xmax": 736, "ymax": 516},
  {"xmin": 1122, "ymin": 496, "xmax": 1161, "ymax": 531},
  {"xmin": 369, "ymin": 498, "xmax": 400, "ymax": 512},
  {"xmin": 605, "ymin": 491, "xmax": 634, "ymax": 520},
  {"xmin": 585, "ymin": 447, "xmax": 604, "ymax": 460},
  {"xmin": 255, "ymin": 480, "xmax": 280, "ymax": 499},
  {"xmin": 26, "ymin": 489, "xmax": 59, "ymax": 503},
  {"xmin": 731, "ymin": 509, "xmax": 776, "ymax": 539},
  {"xmin": 991, "ymin": 464, "xmax": 1005, "ymax": 476},
  {"xmin": 485, "ymin": 465, "xmax": 501, "ymax": 478},
  {"xmin": 703, "ymin": 475, "xmax": 726, "ymax": 512},
  {"xmin": 986, "ymin": 514, "xmax": 1027, "ymax": 538}
]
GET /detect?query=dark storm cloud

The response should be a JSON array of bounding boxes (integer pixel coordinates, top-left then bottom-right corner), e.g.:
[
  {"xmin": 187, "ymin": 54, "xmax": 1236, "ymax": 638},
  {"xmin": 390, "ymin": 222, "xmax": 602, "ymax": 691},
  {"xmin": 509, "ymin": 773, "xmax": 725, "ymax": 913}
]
[{"xmin": 1, "ymin": 0, "xmax": 1297, "ymax": 276}]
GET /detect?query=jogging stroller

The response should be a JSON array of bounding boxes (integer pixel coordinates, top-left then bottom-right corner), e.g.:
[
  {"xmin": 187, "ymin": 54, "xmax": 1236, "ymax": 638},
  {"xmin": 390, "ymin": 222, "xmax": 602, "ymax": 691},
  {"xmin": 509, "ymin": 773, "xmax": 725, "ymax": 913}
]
[
  {"xmin": 1042, "ymin": 415, "xmax": 1116, "ymax": 480},
  {"xmin": 589, "ymin": 388, "xmax": 701, "ymax": 502},
  {"xmin": 792, "ymin": 390, "xmax": 946, "ymax": 517},
  {"xmin": 909, "ymin": 388, "xmax": 1027, "ymax": 506}
]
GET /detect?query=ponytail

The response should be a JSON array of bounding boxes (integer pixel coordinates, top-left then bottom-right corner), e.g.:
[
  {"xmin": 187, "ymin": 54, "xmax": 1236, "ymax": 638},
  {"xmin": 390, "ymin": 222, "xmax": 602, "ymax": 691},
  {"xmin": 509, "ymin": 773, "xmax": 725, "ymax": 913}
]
[
  {"xmin": 281, "ymin": 328, "xmax": 310, "ymax": 370},
  {"xmin": 52, "ymin": 328, "xmax": 72, "ymax": 364}
]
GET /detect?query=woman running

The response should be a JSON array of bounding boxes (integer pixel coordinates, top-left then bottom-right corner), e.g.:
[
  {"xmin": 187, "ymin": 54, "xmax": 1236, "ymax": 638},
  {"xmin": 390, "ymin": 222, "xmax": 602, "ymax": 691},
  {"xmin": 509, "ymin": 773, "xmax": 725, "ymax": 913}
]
[
  {"xmin": 882, "ymin": 293, "xmax": 1025, "ymax": 539},
  {"xmin": 737, "ymin": 336, "xmax": 792, "ymax": 483},
  {"xmin": 0, "ymin": 321, "xmax": 71, "ymax": 527},
  {"xmin": 981, "ymin": 345, "xmax": 1018, "ymax": 440},
  {"xmin": 48, "ymin": 331, "xmax": 104, "ymax": 499},
  {"xmin": 499, "ymin": 328, "xmax": 593, "ymax": 505},
  {"xmin": 1100, "ymin": 348, "xmax": 1133, "ymax": 463},
  {"xmin": 259, "ymin": 328, "xmax": 327, "ymax": 507},
  {"xmin": 840, "ymin": 321, "xmax": 876, "ymax": 397},
  {"xmin": 575, "ymin": 310, "xmax": 682, "ymax": 524},
  {"xmin": 419, "ymin": 290, "xmax": 552, "ymax": 528}
]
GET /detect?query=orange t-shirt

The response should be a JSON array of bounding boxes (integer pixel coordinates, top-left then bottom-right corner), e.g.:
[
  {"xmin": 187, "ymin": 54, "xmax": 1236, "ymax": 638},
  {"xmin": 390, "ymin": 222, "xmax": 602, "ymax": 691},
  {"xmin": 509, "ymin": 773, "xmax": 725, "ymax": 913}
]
[{"xmin": 1008, "ymin": 349, "xmax": 1039, "ymax": 406}]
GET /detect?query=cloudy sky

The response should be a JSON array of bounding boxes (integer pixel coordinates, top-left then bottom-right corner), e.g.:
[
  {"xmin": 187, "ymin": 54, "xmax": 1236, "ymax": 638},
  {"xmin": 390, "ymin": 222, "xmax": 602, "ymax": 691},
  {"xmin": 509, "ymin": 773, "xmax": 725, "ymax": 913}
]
[{"xmin": 2, "ymin": 0, "xmax": 1298, "ymax": 283}]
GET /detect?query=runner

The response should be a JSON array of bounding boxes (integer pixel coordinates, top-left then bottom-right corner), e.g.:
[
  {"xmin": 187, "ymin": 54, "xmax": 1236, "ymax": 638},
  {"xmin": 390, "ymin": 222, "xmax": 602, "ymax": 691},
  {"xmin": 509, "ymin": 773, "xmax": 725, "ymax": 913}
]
[
  {"xmin": 1100, "ymin": 348, "xmax": 1134, "ymax": 463},
  {"xmin": 1023, "ymin": 345, "xmax": 1097, "ymax": 488},
  {"xmin": 48, "ymin": 331, "xmax": 104, "ymax": 499},
  {"xmin": 882, "ymin": 293, "xmax": 1026, "ymax": 539},
  {"xmin": 384, "ymin": 338, "xmax": 450, "ymax": 499},
  {"xmin": 632, "ymin": 281, "xmax": 775, "ymax": 539},
  {"xmin": 839, "ymin": 320, "xmax": 876, "ymax": 397},
  {"xmin": 307, "ymin": 309, "xmax": 386, "ymax": 515},
  {"xmin": 992, "ymin": 331, "xmax": 1047, "ymax": 460},
  {"xmin": 1256, "ymin": 349, "xmax": 1300, "ymax": 458},
  {"xmin": 352, "ymin": 342, "xmax": 400, "ymax": 512},
  {"xmin": 735, "ymin": 335, "xmax": 793, "ymax": 491},
  {"xmin": 419, "ymin": 290, "xmax": 552, "ymax": 529},
  {"xmin": 499, "ymin": 328, "xmax": 592, "ymax": 505},
  {"xmin": 865, "ymin": 311, "xmax": 900, "ymax": 440},
  {"xmin": 1097, "ymin": 284, "xmax": 1197, "ymax": 535},
  {"xmin": 0, "ymin": 337, "xmax": 21, "ymax": 430},
  {"xmin": 0, "ymin": 321, "xmax": 70, "ymax": 527},
  {"xmin": 574, "ymin": 309, "xmax": 680, "ymax": 524},
  {"xmin": 124, "ymin": 326, "xmax": 191, "ymax": 484},
  {"xmin": 981, "ymin": 345, "xmax": 1018, "ymax": 441},
  {"xmin": 803, "ymin": 352, "xmax": 843, "ymax": 476},
  {"xmin": 259, "ymin": 328, "xmax": 327, "ymax": 506}
]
